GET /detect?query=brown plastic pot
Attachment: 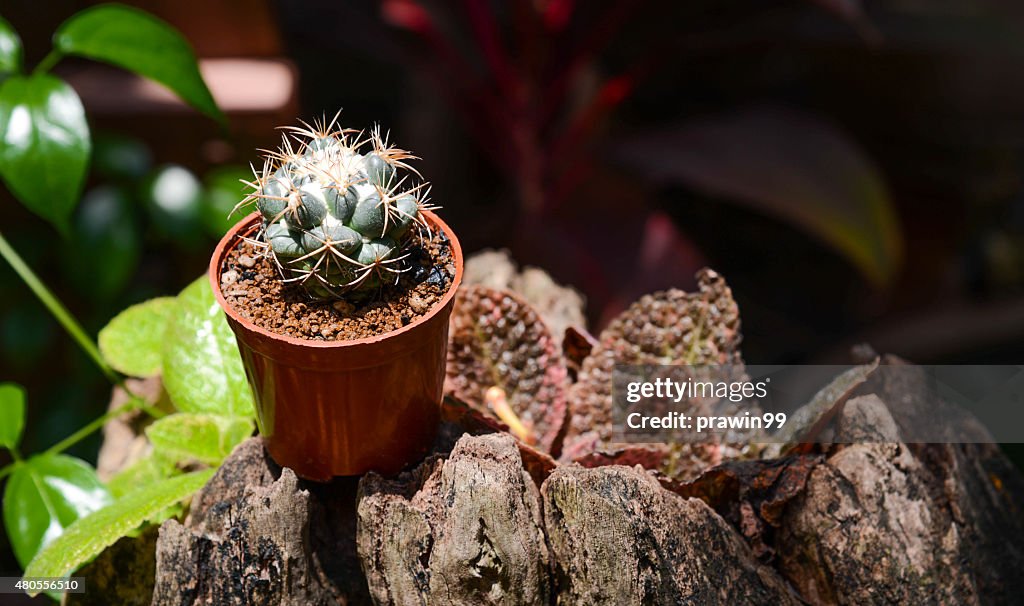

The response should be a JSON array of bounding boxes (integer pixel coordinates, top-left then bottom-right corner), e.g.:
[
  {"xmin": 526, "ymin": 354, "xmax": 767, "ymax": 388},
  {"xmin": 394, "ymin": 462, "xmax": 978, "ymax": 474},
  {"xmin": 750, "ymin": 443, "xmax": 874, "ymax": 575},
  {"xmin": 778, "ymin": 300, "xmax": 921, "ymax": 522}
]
[{"xmin": 209, "ymin": 211, "xmax": 463, "ymax": 480}]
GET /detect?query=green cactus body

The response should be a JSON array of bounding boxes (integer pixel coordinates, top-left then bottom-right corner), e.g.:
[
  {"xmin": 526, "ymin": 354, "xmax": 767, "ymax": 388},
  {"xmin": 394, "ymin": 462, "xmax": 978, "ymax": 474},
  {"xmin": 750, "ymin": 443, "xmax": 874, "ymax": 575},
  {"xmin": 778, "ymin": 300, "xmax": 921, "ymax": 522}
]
[{"xmin": 243, "ymin": 119, "xmax": 433, "ymax": 300}]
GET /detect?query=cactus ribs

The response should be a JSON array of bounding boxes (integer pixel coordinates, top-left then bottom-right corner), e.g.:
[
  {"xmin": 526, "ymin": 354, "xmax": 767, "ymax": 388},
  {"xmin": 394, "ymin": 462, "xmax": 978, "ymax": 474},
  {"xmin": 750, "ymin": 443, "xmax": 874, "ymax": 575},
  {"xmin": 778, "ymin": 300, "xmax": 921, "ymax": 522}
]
[
  {"xmin": 219, "ymin": 114, "xmax": 457, "ymax": 340},
  {"xmin": 235, "ymin": 115, "xmax": 439, "ymax": 301}
]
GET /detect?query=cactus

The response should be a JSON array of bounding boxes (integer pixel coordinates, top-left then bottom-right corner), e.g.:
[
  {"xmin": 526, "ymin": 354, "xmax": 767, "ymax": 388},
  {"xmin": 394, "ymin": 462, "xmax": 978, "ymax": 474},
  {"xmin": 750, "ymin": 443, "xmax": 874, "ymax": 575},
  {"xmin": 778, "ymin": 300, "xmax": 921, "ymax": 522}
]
[{"xmin": 238, "ymin": 116, "xmax": 436, "ymax": 300}]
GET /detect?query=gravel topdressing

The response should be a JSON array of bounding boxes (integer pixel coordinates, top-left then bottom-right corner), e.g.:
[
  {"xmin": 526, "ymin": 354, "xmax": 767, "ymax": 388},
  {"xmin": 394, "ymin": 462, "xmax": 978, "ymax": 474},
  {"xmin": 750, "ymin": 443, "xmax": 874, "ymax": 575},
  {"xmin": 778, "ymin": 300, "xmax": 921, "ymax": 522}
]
[{"xmin": 220, "ymin": 232, "xmax": 455, "ymax": 341}]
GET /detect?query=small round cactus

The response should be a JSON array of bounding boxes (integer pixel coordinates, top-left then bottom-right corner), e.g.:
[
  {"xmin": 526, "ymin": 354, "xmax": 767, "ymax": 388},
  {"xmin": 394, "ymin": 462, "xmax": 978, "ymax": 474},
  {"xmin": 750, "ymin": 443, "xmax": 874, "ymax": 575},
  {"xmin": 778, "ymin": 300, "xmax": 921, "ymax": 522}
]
[{"xmin": 238, "ymin": 116, "xmax": 436, "ymax": 300}]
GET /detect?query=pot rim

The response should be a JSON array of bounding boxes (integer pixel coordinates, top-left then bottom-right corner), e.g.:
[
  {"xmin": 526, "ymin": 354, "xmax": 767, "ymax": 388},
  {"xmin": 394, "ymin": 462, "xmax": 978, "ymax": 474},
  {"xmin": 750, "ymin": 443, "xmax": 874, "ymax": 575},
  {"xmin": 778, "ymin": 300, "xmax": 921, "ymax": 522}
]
[{"xmin": 209, "ymin": 210, "xmax": 464, "ymax": 349}]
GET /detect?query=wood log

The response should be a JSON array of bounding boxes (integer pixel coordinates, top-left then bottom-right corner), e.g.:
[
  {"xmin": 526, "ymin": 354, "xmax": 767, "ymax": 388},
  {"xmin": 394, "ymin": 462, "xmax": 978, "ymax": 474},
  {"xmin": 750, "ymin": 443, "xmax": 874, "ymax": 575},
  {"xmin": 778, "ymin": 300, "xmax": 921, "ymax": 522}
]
[
  {"xmin": 100, "ymin": 394, "xmax": 1022, "ymax": 605},
  {"xmin": 541, "ymin": 464, "xmax": 800, "ymax": 604},
  {"xmin": 357, "ymin": 433, "xmax": 550, "ymax": 605},
  {"xmin": 777, "ymin": 394, "xmax": 1024, "ymax": 605}
]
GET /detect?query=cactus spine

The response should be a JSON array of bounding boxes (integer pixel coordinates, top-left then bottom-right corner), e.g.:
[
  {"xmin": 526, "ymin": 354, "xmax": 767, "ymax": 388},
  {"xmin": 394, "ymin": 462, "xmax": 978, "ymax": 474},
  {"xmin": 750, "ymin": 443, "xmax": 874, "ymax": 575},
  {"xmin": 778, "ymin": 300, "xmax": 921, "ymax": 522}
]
[{"xmin": 240, "ymin": 116, "xmax": 435, "ymax": 300}]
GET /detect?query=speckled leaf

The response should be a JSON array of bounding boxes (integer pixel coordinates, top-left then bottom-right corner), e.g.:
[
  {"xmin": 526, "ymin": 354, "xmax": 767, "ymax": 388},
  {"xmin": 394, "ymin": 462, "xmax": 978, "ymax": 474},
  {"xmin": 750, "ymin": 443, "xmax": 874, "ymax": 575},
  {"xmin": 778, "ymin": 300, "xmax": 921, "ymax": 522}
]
[
  {"xmin": 446, "ymin": 286, "xmax": 569, "ymax": 454},
  {"xmin": 146, "ymin": 412, "xmax": 253, "ymax": 466},
  {"xmin": 98, "ymin": 297, "xmax": 178, "ymax": 378},
  {"xmin": 162, "ymin": 276, "xmax": 253, "ymax": 417},
  {"xmin": 563, "ymin": 269, "xmax": 743, "ymax": 461},
  {"xmin": 23, "ymin": 470, "xmax": 214, "ymax": 589}
]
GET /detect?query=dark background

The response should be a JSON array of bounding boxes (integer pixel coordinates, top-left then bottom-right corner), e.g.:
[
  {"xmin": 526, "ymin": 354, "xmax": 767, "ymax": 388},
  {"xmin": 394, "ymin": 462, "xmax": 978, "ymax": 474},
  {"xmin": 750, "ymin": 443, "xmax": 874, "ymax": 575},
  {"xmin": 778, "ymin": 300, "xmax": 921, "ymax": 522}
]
[{"xmin": 2, "ymin": 0, "xmax": 1024, "ymax": 582}]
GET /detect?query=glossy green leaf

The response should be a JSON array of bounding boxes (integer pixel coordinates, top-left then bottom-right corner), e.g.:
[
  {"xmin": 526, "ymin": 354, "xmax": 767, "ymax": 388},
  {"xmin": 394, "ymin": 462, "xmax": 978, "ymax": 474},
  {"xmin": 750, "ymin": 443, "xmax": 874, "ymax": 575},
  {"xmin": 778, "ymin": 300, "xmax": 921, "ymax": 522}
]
[
  {"xmin": 53, "ymin": 4, "xmax": 224, "ymax": 124},
  {"xmin": 62, "ymin": 186, "xmax": 141, "ymax": 301},
  {"xmin": 23, "ymin": 469, "xmax": 213, "ymax": 587},
  {"xmin": 92, "ymin": 133, "xmax": 151, "ymax": 181},
  {"xmin": 0, "ymin": 15, "xmax": 22, "ymax": 74},
  {"xmin": 0, "ymin": 382, "xmax": 26, "ymax": 450},
  {"xmin": 0, "ymin": 74, "xmax": 90, "ymax": 232},
  {"xmin": 143, "ymin": 164, "xmax": 204, "ymax": 248},
  {"xmin": 146, "ymin": 413, "xmax": 253, "ymax": 466},
  {"xmin": 616, "ymin": 106, "xmax": 903, "ymax": 285},
  {"xmin": 163, "ymin": 276, "xmax": 253, "ymax": 416},
  {"xmin": 2, "ymin": 454, "xmax": 112, "ymax": 569},
  {"xmin": 106, "ymin": 452, "xmax": 186, "ymax": 527},
  {"xmin": 98, "ymin": 296, "xmax": 178, "ymax": 378}
]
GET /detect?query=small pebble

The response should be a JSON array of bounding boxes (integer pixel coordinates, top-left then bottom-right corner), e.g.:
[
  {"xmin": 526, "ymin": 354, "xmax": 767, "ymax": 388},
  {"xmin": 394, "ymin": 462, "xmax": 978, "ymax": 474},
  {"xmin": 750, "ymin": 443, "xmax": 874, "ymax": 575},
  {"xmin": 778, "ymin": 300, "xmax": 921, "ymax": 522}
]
[
  {"xmin": 408, "ymin": 294, "xmax": 430, "ymax": 314},
  {"xmin": 221, "ymin": 270, "xmax": 239, "ymax": 286},
  {"xmin": 332, "ymin": 300, "xmax": 355, "ymax": 314},
  {"xmin": 238, "ymin": 254, "xmax": 256, "ymax": 268}
]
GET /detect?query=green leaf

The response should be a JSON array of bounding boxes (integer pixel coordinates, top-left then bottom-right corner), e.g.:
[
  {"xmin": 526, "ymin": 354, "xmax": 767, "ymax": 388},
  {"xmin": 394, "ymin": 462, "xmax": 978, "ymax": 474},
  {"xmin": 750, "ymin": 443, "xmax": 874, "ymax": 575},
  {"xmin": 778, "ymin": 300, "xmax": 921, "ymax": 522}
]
[
  {"xmin": 62, "ymin": 186, "xmax": 142, "ymax": 301},
  {"xmin": 0, "ymin": 382, "xmax": 25, "ymax": 450},
  {"xmin": 53, "ymin": 4, "xmax": 224, "ymax": 124},
  {"xmin": 106, "ymin": 453, "xmax": 178, "ymax": 498},
  {"xmin": 200, "ymin": 165, "xmax": 250, "ymax": 238},
  {"xmin": 616, "ymin": 106, "xmax": 903, "ymax": 285},
  {"xmin": 163, "ymin": 276, "xmax": 253, "ymax": 416},
  {"xmin": 146, "ymin": 412, "xmax": 253, "ymax": 466},
  {"xmin": 143, "ymin": 164, "xmax": 205, "ymax": 248},
  {"xmin": 23, "ymin": 469, "xmax": 213, "ymax": 588},
  {"xmin": 92, "ymin": 133, "xmax": 151, "ymax": 182},
  {"xmin": 0, "ymin": 74, "xmax": 90, "ymax": 232},
  {"xmin": 2, "ymin": 454, "xmax": 112, "ymax": 569},
  {"xmin": 98, "ymin": 297, "xmax": 178, "ymax": 378},
  {"xmin": 0, "ymin": 15, "xmax": 23, "ymax": 74}
]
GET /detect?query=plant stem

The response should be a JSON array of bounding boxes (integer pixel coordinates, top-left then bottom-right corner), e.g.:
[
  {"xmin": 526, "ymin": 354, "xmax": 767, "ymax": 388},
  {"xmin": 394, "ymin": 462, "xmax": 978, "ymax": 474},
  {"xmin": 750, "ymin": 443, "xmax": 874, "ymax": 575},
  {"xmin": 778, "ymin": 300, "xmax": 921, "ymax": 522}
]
[
  {"xmin": 0, "ymin": 232, "xmax": 167, "ymax": 468},
  {"xmin": 33, "ymin": 49, "xmax": 62, "ymax": 75},
  {"xmin": 0, "ymin": 394, "xmax": 161, "ymax": 475},
  {"xmin": 43, "ymin": 401, "xmax": 138, "ymax": 458},
  {"xmin": 0, "ymin": 448, "xmax": 23, "ymax": 481},
  {"xmin": 0, "ymin": 230, "xmax": 120, "ymax": 385}
]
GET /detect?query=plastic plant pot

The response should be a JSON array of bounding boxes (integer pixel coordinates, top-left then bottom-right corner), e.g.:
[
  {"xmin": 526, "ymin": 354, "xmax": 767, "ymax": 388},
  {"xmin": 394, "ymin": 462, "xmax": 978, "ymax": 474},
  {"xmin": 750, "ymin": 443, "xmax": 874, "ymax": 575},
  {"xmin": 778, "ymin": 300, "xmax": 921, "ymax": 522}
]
[{"xmin": 209, "ymin": 211, "xmax": 463, "ymax": 480}]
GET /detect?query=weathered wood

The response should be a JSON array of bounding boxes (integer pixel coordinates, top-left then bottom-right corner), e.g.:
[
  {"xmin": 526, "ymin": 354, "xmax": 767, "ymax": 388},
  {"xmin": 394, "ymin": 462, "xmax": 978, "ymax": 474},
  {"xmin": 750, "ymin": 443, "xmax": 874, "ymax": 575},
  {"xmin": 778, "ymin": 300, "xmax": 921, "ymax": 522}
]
[
  {"xmin": 777, "ymin": 394, "xmax": 1024, "ymax": 605},
  {"xmin": 154, "ymin": 469, "xmax": 333, "ymax": 605},
  {"xmin": 64, "ymin": 527, "xmax": 158, "ymax": 606},
  {"xmin": 119, "ymin": 388, "xmax": 1023, "ymax": 605},
  {"xmin": 152, "ymin": 438, "xmax": 370, "ymax": 605},
  {"xmin": 356, "ymin": 433, "xmax": 550, "ymax": 605},
  {"xmin": 542, "ymin": 464, "xmax": 801, "ymax": 605}
]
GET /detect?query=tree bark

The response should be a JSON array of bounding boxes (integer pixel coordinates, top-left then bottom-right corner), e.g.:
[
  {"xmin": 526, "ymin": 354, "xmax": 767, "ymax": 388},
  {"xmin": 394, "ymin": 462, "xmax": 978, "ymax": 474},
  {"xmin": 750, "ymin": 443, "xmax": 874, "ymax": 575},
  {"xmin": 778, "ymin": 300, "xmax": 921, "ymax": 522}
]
[
  {"xmin": 79, "ymin": 383, "xmax": 1024, "ymax": 605},
  {"xmin": 357, "ymin": 433, "xmax": 550, "ymax": 605}
]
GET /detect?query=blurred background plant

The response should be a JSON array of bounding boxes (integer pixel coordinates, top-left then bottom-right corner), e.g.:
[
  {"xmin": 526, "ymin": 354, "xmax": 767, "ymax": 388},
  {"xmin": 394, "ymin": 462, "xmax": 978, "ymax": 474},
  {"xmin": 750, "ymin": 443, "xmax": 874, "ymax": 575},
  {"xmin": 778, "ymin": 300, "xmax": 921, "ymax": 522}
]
[
  {"xmin": 0, "ymin": 3, "xmax": 265, "ymax": 597},
  {"xmin": 3, "ymin": 0, "xmax": 1024, "ymax": 592}
]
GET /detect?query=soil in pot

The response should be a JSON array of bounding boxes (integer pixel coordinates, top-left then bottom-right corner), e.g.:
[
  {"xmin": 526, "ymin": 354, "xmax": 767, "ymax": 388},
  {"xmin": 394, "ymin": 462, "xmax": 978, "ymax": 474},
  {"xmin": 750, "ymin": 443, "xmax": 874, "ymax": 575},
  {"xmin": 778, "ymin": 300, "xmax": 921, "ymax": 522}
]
[{"xmin": 220, "ymin": 231, "xmax": 456, "ymax": 341}]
